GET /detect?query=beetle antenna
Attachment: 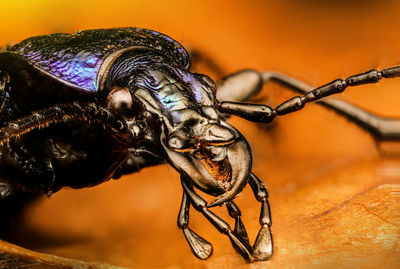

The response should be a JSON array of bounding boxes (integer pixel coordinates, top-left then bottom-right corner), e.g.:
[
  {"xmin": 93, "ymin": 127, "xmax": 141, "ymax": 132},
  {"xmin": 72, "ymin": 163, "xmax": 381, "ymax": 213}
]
[
  {"xmin": 0, "ymin": 102, "xmax": 127, "ymax": 146},
  {"xmin": 217, "ymin": 66, "xmax": 400, "ymax": 129},
  {"xmin": 260, "ymin": 71, "xmax": 400, "ymax": 140}
]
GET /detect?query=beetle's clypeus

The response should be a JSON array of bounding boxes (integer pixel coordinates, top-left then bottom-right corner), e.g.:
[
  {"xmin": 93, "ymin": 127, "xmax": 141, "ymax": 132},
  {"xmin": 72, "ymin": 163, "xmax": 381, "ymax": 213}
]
[{"xmin": 1, "ymin": 27, "xmax": 400, "ymax": 262}]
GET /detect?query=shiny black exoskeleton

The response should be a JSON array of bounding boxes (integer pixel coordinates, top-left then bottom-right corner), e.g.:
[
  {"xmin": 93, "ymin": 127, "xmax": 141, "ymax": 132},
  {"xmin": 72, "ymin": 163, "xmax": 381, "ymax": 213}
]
[{"xmin": 1, "ymin": 27, "xmax": 400, "ymax": 262}]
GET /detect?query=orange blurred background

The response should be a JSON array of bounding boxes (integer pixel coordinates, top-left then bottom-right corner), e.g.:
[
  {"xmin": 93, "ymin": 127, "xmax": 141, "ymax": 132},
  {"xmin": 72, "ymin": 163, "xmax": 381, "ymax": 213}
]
[{"xmin": 1, "ymin": 1, "xmax": 400, "ymax": 268}]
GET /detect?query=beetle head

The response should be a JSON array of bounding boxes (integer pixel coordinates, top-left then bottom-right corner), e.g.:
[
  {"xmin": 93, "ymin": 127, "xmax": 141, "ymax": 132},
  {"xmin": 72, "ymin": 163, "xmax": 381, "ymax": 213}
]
[
  {"xmin": 161, "ymin": 117, "xmax": 252, "ymax": 206},
  {"xmin": 130, "ymin": 67, "xmax": 252, "ymax": 206}
]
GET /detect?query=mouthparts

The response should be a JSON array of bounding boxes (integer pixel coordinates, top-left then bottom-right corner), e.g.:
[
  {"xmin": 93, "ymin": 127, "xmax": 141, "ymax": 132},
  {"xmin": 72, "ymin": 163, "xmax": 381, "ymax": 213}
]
[{"xmin": 205, "ymin": 137, "xmax": 252, "ymax": 207}]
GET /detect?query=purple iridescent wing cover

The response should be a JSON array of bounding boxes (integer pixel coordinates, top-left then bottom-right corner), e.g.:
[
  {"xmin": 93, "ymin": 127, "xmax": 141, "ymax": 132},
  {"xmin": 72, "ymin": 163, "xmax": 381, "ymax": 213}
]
[{"xmin": 3, "ymin": 28, "xmax": 190, "ymax": 93}]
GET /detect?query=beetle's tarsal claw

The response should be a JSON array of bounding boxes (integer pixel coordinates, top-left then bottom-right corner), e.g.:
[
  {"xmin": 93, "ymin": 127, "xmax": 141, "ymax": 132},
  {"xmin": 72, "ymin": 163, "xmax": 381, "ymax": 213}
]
[
  {"xmin": 183, "ymin": 227, "xmax": 213, "ymax": 260},
  {"xmin": 227, "ymin": 230, "xmax": 254, "ymax": 262},
  {"xmin": 253, "ymin": 224, "xmax": 273, "ymax": 261}
]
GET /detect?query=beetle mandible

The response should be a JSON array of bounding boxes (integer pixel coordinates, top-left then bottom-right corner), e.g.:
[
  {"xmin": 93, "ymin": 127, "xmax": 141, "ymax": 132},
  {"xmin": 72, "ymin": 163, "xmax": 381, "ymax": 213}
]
[{"xmin": 1, "ymin": 27, "xmax": 400, "ymax": 262}]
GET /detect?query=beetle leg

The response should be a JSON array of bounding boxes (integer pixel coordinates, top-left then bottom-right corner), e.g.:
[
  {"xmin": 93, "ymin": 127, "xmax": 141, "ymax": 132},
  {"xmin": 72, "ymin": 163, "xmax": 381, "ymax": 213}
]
[
  {"xmin": 216, "ymin": 70, "xmax": 264, "ymax": 103},
  {"xmin": 0, "ymin": 102, "xmax": 128, "ymax": 147},
  {"xmin": 181, "ymin": 177, "xmax": 255, "ymax": 261},
  {"xmin": 177, "ymin": 189, "xmax": 213, "ymax": 260},
  {"xmin": 225, "ymin": 201, "xmax": 250, "ymax": 245},
  {"xmin": 216, "ymin": 69, "xmax": 309, "ymax": 103},
  {"xmin": 248, "ymin": 173, "xmax": 273, "ymax": 261},
  {"xmin": 215, "ymin": 69, "xmax": 309, "ymax": 102},
  {"xmin": 0, "ymin": 70, "xmax": 13, "ymax": 126}
]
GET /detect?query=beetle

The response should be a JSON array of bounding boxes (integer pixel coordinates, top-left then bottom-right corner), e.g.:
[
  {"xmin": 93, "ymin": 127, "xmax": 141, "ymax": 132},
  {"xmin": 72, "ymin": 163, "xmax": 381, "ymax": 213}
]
[{"xmin": 1, "ymin": 27, "xmax": 400, "ymax": 262}]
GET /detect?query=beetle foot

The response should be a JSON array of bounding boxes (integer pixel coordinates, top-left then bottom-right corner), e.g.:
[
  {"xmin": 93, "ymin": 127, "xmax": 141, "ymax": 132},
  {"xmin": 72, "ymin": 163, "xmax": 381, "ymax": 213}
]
[
  {"xmin": 226, "ymin": 201, "xmax": 250, "ymax": 245},
  {"xmin": 234, "ymin": 217, "xmax": 250, "ymax": 245},
  {"xmin": 253, "ymin": 224, "xmax": 273, "ymax": 261},
  {"xmin": 183, "ymin": 227, "xmax": 213, "ymax": 260},
  {"xmin": 227, "ymin": 230, "xmax": 254, "ymax": 262}
]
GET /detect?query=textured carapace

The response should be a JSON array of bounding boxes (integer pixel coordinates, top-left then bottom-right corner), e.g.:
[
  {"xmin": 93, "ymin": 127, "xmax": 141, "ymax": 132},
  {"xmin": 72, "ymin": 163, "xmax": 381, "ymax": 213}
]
[{"xmin": 1, "ymin": 28, "xmax": 189, "ymax": 92}]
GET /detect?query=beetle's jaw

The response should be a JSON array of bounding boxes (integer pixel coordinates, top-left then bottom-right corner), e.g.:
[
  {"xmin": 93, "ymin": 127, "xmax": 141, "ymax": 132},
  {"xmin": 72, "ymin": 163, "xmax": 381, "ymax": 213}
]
[
  {"xmin": 205, "ymin": 136, "xmax": 252, "ymax": 207},
  {"xmin": 161, "ymin": 122, "xmax": 252, "ymax": 204}
]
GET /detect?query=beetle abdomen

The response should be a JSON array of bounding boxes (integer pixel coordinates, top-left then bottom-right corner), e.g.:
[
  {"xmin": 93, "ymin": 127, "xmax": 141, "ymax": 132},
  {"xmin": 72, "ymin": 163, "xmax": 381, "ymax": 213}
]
[{"xmin": 4, "ymin": 28, "xmax": 190, "ymax": 93}]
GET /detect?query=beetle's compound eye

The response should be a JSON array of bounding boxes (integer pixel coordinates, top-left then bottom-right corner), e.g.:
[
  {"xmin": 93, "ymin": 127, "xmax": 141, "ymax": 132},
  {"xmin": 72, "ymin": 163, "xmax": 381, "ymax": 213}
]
[{"xmin": 107, "ymin": 86, "xmax": 133, "ymax": 114}]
